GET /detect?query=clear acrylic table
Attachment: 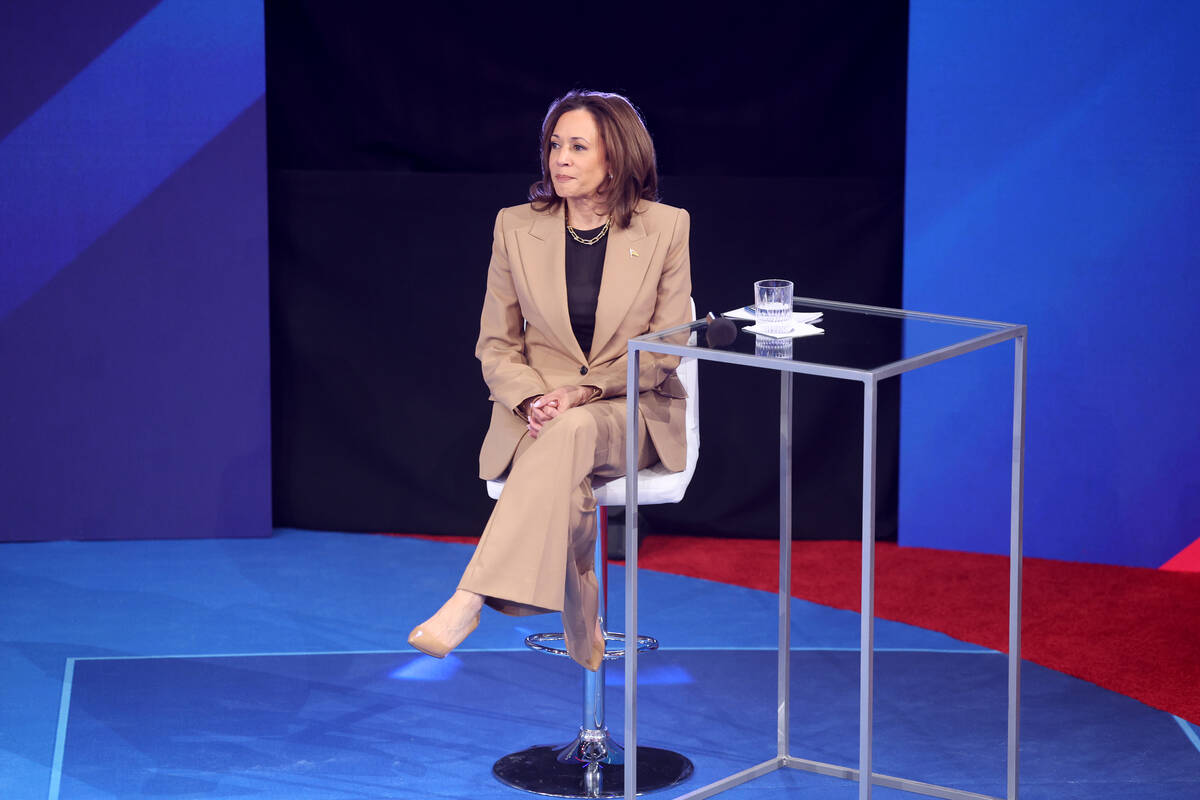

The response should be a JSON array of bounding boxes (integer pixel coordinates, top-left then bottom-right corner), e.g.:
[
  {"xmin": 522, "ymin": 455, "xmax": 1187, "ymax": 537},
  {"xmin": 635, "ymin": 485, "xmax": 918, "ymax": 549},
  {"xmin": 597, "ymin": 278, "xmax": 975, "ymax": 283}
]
[{"xmin": 623, "ymin": 297, "xmax": 1027, "ymax": 800}]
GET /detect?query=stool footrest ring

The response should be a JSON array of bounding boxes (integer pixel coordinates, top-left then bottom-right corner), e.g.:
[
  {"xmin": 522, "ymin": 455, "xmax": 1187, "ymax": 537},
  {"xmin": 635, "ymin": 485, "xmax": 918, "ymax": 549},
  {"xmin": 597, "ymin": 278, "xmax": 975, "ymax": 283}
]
[{"xmin": 524, "ymin": 630, "xmax": 659, "ymax": 659}]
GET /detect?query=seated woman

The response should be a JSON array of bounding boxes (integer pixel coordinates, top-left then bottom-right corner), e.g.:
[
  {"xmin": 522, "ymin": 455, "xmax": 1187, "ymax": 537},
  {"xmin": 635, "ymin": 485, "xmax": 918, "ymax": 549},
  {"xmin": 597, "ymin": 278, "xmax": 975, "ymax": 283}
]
[{"xmin": 408, "ymin": 90, "xmax": 692, "ymax": 671}]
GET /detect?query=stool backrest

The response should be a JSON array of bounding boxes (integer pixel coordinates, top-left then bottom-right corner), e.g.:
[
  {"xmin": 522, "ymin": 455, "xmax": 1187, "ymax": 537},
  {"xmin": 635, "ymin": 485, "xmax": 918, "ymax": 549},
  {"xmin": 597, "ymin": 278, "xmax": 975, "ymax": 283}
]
[{"xmin": 590, "ymin": 297, "xmax": 698, "ymax": 507}]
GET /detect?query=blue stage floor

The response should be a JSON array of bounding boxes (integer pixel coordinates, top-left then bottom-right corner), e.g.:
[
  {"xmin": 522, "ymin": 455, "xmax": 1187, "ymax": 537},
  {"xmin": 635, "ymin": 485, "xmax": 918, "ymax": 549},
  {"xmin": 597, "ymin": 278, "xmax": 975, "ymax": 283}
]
[{"xmin": 3, "ymin": 530, "xmax": 1198, "ymax": 799}]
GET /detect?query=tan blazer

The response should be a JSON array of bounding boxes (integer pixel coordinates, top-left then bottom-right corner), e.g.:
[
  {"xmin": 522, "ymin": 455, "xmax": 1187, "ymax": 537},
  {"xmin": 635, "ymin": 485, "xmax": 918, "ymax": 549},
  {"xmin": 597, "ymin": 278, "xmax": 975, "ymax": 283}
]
[{"xmin": 476, "ymin": 199, "xmax": 693, "ymax": 480}]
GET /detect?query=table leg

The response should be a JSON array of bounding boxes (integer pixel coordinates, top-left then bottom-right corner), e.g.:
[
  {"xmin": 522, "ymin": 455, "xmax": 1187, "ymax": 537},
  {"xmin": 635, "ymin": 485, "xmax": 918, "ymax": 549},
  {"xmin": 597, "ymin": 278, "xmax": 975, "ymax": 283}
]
[
  {"xmin": 860, "ymin": 377, "xmax": 878, "ymax": 800},
  {"xmin": 1008, "ymin": 334, "xmax": 1027, "ymax": 799},
  {"xmin": 779, "ymin": 371, "xmax": 793, "ymax": 759},
  {"xmin": 624, "ymin": 347, "xmax": 641, "ymax": 800}
]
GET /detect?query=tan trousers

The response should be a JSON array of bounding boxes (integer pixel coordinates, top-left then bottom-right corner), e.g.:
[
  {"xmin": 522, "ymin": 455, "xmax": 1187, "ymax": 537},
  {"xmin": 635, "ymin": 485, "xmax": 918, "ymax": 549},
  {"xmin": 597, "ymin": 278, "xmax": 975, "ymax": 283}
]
[{"xmin": 458, "ymin": 397, "xmax": 657, "ymax": 668}]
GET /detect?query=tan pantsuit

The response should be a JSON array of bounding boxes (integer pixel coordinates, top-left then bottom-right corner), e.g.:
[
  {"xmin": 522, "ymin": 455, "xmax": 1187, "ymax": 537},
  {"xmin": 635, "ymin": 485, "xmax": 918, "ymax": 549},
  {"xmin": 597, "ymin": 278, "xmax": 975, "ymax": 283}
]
[
  {"xmin": 461, "ymin": 199, "xmax": 692, "ymax": 669},
  {"xmin": 458, "ymin": 399, "xmax": 657, "ymax": 664}
]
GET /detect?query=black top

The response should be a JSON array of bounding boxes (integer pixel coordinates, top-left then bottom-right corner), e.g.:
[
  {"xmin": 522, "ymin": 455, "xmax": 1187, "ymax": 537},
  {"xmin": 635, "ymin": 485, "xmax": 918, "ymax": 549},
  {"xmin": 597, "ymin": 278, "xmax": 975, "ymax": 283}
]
[{"xmin": 565, "ymin": 224, "xmax": 607, "ymax": 357}]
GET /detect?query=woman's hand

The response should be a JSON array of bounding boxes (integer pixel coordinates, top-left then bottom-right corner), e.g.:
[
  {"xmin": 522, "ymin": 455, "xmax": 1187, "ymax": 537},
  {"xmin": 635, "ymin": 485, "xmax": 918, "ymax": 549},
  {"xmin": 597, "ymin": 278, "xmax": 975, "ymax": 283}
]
[
  {"xmin": 527, "ymin": 385, "xmax": 597, "ymax": 438},
  {"xmin": 526, "ymin": 396, "xmax": 557, "ymax": 438}
]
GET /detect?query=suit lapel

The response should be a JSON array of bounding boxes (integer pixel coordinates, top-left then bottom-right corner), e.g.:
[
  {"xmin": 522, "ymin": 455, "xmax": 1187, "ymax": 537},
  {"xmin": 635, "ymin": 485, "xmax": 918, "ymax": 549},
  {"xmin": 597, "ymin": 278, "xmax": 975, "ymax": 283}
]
[
  {"xmin": 591, "ymin": 213, "xmax": 657, "ymax": 360},
  {"xmin": 515, "ymin": 206, "xmax": 586, "ymax": 363}
]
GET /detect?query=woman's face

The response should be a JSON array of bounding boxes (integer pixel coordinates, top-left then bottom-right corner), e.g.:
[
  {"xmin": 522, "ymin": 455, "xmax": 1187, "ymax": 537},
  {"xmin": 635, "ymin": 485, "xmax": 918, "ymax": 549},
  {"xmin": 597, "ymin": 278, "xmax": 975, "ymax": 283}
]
[{"xmin": 549, "ymin": 109, "xmax": 609, "ymax": 204}]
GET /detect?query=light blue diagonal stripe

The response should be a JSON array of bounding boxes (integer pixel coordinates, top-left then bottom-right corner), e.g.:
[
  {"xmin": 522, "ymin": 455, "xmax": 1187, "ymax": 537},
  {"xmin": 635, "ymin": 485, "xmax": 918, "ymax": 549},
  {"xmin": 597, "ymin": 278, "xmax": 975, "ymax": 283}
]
[
  {"xmin": 0, "ymin": 0, "xmax": 264, "ymax": 321},
  {"xmin": 47, "ymin": 658, "xmax": 75, "ymax": 800},
  {"xmin": 1174, "ymin": 714, "xmax": 1200, "ymax": 755}
]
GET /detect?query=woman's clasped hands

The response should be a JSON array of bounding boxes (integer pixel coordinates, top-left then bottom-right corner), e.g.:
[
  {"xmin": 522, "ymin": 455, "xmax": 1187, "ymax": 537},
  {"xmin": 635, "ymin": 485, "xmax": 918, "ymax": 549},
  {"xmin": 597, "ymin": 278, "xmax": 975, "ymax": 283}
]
[{"xmin": 526, "ymin": 385, "xmax": 597, "ymax": 438}]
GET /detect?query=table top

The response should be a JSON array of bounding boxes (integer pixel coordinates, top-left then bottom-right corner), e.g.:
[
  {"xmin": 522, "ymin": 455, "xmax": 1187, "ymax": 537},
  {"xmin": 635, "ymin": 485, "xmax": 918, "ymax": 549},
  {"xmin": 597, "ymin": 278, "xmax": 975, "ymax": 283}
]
[{"xmin": 632, "ymin": 296, "xmax": 1026, "ymax": 381}]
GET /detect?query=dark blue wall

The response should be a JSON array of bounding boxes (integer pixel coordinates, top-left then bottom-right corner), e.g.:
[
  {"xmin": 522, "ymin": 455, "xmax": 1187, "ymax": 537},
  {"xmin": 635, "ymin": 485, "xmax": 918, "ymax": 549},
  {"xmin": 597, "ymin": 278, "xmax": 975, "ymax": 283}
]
[
  {"xmin": 0, "ymin": 2, "xmax": 270, "ymax": 541},
  {"xmin": 901, "ymin": 1, "xmax": 1200, "ymax": 566}
]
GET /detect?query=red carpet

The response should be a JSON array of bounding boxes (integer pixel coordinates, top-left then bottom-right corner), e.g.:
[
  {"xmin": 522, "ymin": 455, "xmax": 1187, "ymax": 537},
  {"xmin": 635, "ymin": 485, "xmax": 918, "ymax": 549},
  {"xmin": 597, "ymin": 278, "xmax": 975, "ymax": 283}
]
[{"xmin": 634, "ymin": 536, "xmax": 1200, "ymax": 725}]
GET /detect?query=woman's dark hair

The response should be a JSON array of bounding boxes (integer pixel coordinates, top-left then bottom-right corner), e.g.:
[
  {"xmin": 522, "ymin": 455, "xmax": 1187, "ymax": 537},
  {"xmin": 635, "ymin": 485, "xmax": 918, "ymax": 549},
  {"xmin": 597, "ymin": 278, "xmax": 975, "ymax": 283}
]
[{"xmin": 529, "ymin": 90, "xmax": 659, "ymax": 229}]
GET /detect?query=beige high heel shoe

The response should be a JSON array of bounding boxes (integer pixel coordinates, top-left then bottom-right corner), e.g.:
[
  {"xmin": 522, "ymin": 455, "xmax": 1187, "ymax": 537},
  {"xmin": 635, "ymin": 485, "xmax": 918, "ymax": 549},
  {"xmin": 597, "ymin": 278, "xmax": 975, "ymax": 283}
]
[{"xmin": 408, "ymin": 591, "xmax": 482, "ymax": 658}]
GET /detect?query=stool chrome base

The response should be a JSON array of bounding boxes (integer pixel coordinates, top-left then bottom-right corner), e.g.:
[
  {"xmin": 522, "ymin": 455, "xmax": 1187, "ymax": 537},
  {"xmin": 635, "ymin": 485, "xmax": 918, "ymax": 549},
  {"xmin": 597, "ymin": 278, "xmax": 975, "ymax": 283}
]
[
  {"xmin": 494, "ymin": 629, "xmax": 693, "ymax": 796},
  {"xmin": 493, "ymin": 729, "xmax": 693, "ymax": 798},
  {"xmin": 493, "ymin": 508, "xmax": 692, "ymax": 796}
]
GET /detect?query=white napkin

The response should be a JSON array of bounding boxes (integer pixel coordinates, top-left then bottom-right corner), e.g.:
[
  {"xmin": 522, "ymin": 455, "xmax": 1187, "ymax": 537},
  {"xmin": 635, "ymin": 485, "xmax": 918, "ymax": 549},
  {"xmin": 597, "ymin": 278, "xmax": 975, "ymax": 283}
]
[
  {"xmin": 743, "ymin": 321, "xmax": 825, "ymax": 339},
  {"xmin": 724, "ymin": 306, "xmax": 823, "ymax": 326}
]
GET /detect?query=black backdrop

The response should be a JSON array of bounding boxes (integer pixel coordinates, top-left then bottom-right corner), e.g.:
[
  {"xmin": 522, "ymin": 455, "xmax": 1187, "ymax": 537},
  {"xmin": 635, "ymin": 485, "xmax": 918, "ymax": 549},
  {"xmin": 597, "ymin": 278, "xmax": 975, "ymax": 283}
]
[{"xmin": 266, "ymin": 3, "xmax": 909, "ymax": 541}]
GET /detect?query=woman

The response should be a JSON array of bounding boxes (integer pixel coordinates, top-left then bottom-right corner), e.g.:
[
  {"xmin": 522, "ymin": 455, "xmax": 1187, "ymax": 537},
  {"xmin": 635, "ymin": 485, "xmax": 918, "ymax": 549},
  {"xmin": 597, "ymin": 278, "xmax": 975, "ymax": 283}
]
[{"xmin": 408, "ymin": 90, "xmax": 692, "ymax": 671}]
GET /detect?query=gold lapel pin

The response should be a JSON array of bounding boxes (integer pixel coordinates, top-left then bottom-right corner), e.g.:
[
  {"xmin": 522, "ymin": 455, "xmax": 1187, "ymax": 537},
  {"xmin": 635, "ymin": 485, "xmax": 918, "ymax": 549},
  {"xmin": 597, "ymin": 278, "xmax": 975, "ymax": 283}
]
[{"xmin": 629, "ymin": 247, "xmax": 639, "ymax": 258}]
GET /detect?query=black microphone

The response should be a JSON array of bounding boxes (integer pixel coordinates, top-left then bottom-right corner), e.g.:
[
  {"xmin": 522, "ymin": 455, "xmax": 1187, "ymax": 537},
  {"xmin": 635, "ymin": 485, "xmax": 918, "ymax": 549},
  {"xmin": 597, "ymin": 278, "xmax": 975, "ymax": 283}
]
[{"xmin": 704, "ymin": 312, "xmax": 738, "ymax": 348}]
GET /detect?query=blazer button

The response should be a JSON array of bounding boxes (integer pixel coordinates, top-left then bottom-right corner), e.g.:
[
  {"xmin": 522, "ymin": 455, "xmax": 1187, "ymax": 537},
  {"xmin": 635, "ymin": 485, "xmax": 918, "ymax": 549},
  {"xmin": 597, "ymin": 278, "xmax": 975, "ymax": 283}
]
[{"xmin": 579, "ymin": 366, "xmax": 588, "ymax": 375}]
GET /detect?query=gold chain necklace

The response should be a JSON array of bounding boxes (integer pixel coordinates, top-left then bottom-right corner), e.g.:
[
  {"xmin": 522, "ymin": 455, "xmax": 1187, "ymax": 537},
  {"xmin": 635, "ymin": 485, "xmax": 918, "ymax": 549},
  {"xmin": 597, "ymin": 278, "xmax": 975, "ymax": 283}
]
[{"xmin": 567, "ymin": 217, "xmax": 610, "ymax": 245}]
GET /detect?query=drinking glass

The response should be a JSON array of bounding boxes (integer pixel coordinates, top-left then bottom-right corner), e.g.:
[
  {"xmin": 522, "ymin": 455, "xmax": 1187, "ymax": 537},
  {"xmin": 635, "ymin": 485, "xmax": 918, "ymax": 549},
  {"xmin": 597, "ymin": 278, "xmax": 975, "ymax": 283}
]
[{"xmin": 754, "ymin": 279, "xmax": 793, "ymax": 334}]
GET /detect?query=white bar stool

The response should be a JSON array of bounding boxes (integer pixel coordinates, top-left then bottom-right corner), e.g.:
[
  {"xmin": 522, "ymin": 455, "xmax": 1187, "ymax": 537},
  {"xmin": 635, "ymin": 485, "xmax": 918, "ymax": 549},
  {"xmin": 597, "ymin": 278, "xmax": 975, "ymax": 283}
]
[{"xmin": 487, "ymin": 326, "xmax": 700, "ymax": 798}]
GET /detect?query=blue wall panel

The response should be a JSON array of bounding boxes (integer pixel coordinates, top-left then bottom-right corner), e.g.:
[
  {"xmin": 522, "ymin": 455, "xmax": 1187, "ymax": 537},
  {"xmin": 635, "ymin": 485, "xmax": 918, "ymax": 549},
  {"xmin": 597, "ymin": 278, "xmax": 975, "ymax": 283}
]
[
  {"xmin": 0, "ymin": 1, "xmax": 268, "ymax": 541},
  {"xmin": 902, "ymin": 2, "xmax": 1200, "ymax": 566},
  {"xmin": 0, "ymin": 2, "xmax": 160, "ymax": 139}
]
